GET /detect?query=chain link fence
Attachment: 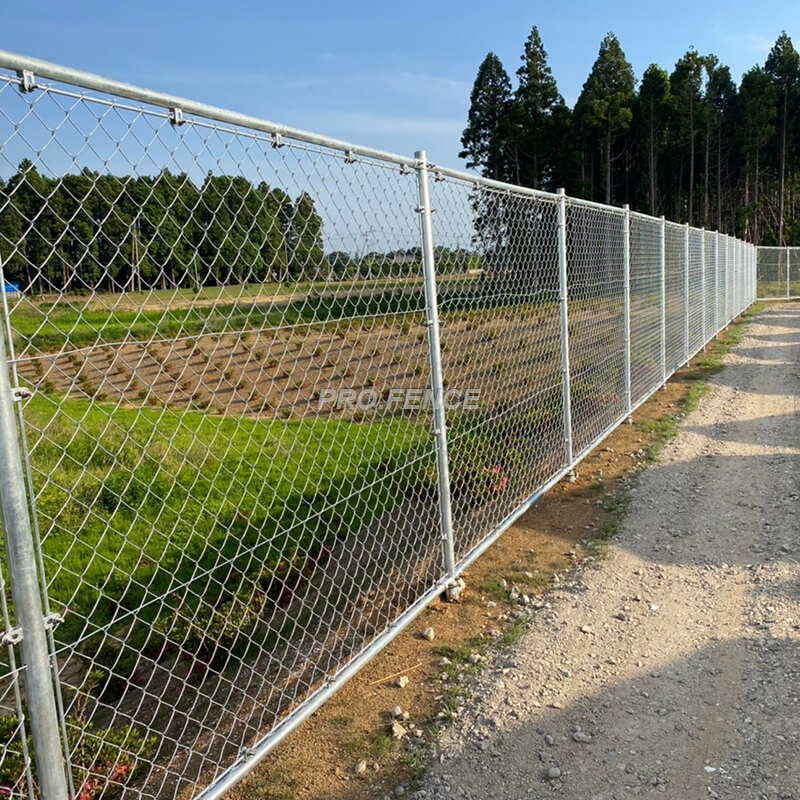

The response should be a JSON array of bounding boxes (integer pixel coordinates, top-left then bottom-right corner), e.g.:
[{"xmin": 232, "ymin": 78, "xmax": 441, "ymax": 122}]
[
  {"xmin": 757, "ymin": 246, "xmax": 800, "ymax": 299},
  {"xmin": 0, "ymin": 51, "xmax": 756, "ymax": 800}
]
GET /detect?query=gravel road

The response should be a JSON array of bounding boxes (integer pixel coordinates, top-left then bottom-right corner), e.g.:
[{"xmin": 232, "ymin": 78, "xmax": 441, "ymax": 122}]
[{"xmin": 417, "ymin": 303, "xmax": 800, "ymax": 800}]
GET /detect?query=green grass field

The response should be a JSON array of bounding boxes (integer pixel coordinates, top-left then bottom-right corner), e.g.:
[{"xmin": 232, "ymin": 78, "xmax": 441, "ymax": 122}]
[{"xmin": 25, "ymin": 395, "xmax": 432, "ymax": 649}]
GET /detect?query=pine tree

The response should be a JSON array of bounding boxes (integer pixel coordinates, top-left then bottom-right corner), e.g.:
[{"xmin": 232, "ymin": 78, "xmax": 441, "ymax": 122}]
[
  {"xmin": 460, "ymin": 53, "xmax": 514, "ymax": 181},
  {"xmin": 704, "ymin": 62, "xmax": 737, "ymax": 231},
  {"xmin": 513, "ymin": 26, "xmax": 565, "ymax": 190},
  {"xmin": 637, "ymin": 65, "xmax": 671, "ymax": 216},
  {"xmin": 765, "ymin": 31, "xmax": 800, "ymax": 246},
  {"xmin": 574, "ymin": 33, "xmax": 636, "ymax": 204},
  {"xmin": 669, "ymin": 49, "xmax": 707, "ymax": 224},
  {"xmin": 736, "ymin": 68, "xmax": 776, "ymax": 243}
]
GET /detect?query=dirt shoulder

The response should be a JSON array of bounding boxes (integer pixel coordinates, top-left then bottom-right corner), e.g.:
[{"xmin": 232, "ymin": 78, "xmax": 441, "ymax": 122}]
[{"xmin": 228, "ymin": 302, "xmax": 798, "ymax": 800}]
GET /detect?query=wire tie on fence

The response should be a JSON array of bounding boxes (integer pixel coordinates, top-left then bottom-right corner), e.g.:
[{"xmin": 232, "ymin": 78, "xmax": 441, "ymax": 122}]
[
  {"xmin": 271, "ymin": 133, "xmax": 284, "ymax": 149},
  {"xmin": 399, "ymin": 163, "xmax": 413, "ymax": 176},
  {"xmin": 170, "ymin": 108, "xmax": 185, "ymax": 126},
  {"xmin": 344, "ymin": 150, "xmax": 355, "ymax": 164},
  {"xmin": 434, "ymin": 169, "xmax": 444, "ymax": 183},
  {"xmin": 16, "ymin": 70, "xmax": 36, "ymax": 93},
  {"xmin": 237, "ymin": 747, "xmax": 255, "ymax": 762},
  {"xmin": 1, "ymin": 627, "xmax": 23, "ymax": 647},
  {"xmin": 43, "ymin": 613, "xmax": 64, "ymax": 631},
  {"xmin": 11, "ymin": 387, "xmax": 32, "ymax": 402}
]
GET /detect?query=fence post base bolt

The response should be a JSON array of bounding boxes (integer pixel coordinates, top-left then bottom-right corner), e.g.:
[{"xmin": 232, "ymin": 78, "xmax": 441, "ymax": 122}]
[{"xmin": 443, "ymin": 578, "xmax": 465, "ymax": 604}]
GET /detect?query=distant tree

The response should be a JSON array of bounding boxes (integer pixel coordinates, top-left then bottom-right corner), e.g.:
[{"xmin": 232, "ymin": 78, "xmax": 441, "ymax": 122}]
[
  {"xmin": 289, "ymin": 192, "xmax": 325, "ymax": 280},
  {"xmin": 703, "ymin": 61, "xmax": 737, "ymax": 230},
  {"xmin": 327, "ymin": 251, "xmax": 355, "ymax": 276},
  {"xmin": 668, "ymin": 49, "xmax": 708, "ymax": 224},
  {"xmin": 736, "ymin": 67, "xmax": 776, "ymax": 242},
  {"xmin": 574, "ymin": 33, "xmax": 636, "ymax": 204},
  {"xmin": 765, "ymin": 31, "xmax": 800, "ymax": 246},
  {"xmin": 637, "ymin": 65, "xmax": 671, "ymax": 216},
  {"xmin": 512, "ymin": 26, "xmax": 566, "ymax": 190},
  {"xmin": 460, "ymin": 53, "xmax": 514, "ymax": 181}
]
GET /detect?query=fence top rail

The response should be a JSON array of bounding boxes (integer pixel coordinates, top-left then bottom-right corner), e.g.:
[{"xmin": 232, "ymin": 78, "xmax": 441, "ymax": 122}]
[
  {"xmin": 629, "ymin": 209, "xmax": 664, "ymax": 223},
  {"xmin": 0, "ymin": 48, "xmax": 419, "ymax": 170}
]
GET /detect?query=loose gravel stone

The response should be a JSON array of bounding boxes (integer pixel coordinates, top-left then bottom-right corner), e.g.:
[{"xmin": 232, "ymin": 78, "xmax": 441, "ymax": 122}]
[
  {"xmin": 390, "ymin": 722, "xmax": 408, "ymax": 740},
  {"xmin": 546, "ymin": 766, "xmax": 562, "ymax": 780}
]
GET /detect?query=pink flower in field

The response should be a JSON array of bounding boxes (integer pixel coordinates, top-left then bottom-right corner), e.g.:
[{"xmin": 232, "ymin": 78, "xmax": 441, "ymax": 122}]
[{"xmin": 482, "ymin": 465, "xmax": 508, "ymax": 492}]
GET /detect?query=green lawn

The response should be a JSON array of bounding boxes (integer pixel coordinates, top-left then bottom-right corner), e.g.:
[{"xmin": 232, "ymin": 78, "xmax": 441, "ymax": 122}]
[{"xmin": 24, "ymin": 395, "xmax": 432, "ymax": 648}]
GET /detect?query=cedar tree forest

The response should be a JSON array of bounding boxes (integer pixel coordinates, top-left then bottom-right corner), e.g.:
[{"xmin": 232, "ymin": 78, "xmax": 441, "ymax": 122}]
[{"xmin": 460, "ymin": 27, "xmax": 800, "ymax": 246}]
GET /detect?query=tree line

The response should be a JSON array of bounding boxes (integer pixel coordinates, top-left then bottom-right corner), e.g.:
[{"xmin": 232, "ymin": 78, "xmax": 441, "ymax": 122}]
[
  {"xmin": 0, "ymin": 162, "xmax": 326, "ymax": 293},
  {"xmin": 461, "ymin": 27, "xmax": 800, "ymax": 245}
]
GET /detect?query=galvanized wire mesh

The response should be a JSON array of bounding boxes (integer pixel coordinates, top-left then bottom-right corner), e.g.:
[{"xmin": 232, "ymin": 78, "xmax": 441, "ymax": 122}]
[
  {"xmin": 718, "ymin": 235, "xmax": 729, "ymax": 329},
  {"xmin": 629, "ymin": 213, "xmax": 663, "ymax": 404},
  {"xmin": 0, "ymin": 66, "xmax": 445, "ymax": 800},
  {"xmin": 703, "ymin": 231, "xmax": 718, "ymax": 342},
  {"xmin": 425, "ymin": 176, "xmax": 564, "ymax": 561},
  {"xmin": 687, "ymin": 227, "xmax": 706, "ymax": 356},
  {"xmin": 664, "ymin": 222, "xmax": 687, "ymax": 373},
  {"xmin": 0, "ymin": 53, "xmax": 758, "ymax": 800},
  {"xmin": 757, "ymin": 247, "xmax": 799, "ymax": 299}
]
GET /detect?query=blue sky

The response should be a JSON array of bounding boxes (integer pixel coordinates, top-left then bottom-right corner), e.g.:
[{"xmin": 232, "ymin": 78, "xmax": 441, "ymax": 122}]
[{"xmin": 1, "ymin": 0, "xmax": 798, "ymax": 171}]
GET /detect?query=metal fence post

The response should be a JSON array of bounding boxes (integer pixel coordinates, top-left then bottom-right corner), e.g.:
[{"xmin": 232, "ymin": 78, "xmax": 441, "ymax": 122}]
[
  {"xmin": 622, "ymin": 205, "xmax": 632, "ymax": 422},
  {"xmin": 556, "ymin": 189, "xmax": 574, "ymax": 475},
  {"xmin": 714, "ymin": 231, "xmax": 721, "ymax": 336},
  {"xmin": 683, "ymin": 223, "xmax": 690, "ymax": 364},
  {"xmin": 0, "ymin": 331, "xmax": 69, "ymax": 800},
  {"xmin": 414, "ymin": 150, "xmax": 460, "ymax": 602},
  {"xmin": 788, "ymin": 248, "xmax": 792, "ymax": 299},
  {"xmin": 660, "ymin": 216, "xmax": 667, "ymax": 388},
  {"xmin": 701, "ymin": 229, "xmax": 707, "ymax": 348}
]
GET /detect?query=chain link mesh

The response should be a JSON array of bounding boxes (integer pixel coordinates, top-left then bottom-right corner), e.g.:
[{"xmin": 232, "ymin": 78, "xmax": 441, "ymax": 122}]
[
  {"xmin": 703, "ymin": 231, "xmax": 718, "ymax": 342},
  {"xmin": 757, "ymin": 247, "xmax": 800, "ymax": 298},
  {"xmin": 425, "ymin": 177, "xmax": 564, "ymax": 560},
  {"xmin": 687, "ymin": 227, "xmax": 705, "ymax": 356},
  {"xmin": 564, "ymin": 201, "xmax": 626, "ymax": 455},
  {"xmin": 629, "ymin": 213, "xmax": 664, "ymax": 403},
  {"xmin": 0, "ymin": 68, "xmax": 443, "ymax": 800},
  {"xmin": 664, "ymin": 221, "xmax": 687, "ymax": 373},
  {"xmin": 0, "ymin": 57, "xmax": 758, "ymax": 800}
]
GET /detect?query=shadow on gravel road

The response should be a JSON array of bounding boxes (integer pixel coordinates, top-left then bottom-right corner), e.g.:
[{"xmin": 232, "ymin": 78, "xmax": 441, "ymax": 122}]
[{"xmin": 434, "ymin": 633, "xmax": 800, "ymax": 799}]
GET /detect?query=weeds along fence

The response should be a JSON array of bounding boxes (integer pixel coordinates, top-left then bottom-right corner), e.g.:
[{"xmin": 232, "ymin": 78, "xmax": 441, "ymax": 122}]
[
  {"xmin": 757, "ymin": 247, "xmax": 800, "ymax": 299},
  {"xmin": 0, "ymin": 51, "xmax": 756, "ymax": 800}
]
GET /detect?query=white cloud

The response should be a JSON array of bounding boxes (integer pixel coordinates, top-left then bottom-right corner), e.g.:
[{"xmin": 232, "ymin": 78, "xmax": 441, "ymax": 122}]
[
  {"xmin": 305, "ymin": 110, "xmax": 462, "ymax": 138},
  {"xmin": 382, "ymin": 71, "xmax": 472, "ymax": 105}
]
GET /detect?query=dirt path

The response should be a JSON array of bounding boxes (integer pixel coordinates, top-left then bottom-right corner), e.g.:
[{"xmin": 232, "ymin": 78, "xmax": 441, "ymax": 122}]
[{"xmin": 417, "ymin": 303, "xmax": 800, "ymax": 799}]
